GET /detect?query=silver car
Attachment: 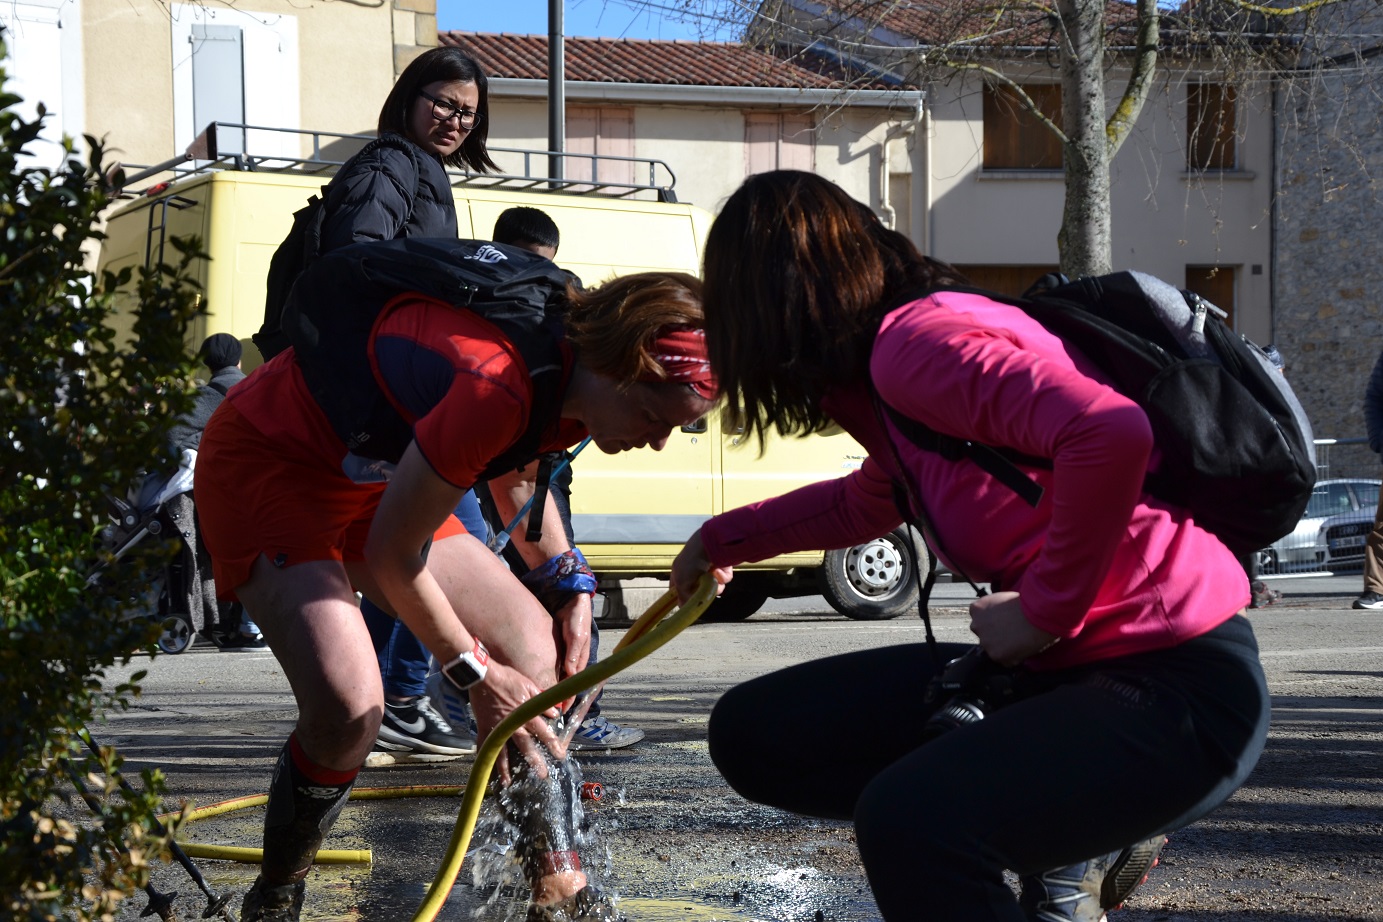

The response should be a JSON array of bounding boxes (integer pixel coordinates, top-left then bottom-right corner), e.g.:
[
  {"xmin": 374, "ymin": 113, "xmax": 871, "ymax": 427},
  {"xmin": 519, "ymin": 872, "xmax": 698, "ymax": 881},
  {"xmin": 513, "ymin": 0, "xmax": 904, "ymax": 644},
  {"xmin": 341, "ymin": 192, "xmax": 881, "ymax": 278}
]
[
  {"xmin": 1256, "ymin": 478, "xmax": 1380, "ymax": 574},
  {"xmin": 1320, "ymin": 509, "xmax": 1375, "ymax": 570}
]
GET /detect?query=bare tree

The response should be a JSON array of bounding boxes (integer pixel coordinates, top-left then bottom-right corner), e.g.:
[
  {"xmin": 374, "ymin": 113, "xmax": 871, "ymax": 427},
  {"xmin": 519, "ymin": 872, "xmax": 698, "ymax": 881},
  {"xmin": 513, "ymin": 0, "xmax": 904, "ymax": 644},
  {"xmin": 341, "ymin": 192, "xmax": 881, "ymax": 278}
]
[{"xmin": 655, "ymin": 0, "xmax": 1372, "ymax": 277}]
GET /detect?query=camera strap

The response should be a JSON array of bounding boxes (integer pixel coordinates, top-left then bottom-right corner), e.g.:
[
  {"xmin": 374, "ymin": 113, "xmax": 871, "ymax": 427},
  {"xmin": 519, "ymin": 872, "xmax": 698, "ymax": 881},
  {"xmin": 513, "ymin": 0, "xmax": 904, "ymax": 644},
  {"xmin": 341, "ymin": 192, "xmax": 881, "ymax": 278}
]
[{"xmin": 869, "ymin": 388, "xmax": 988, "ymax": 673}]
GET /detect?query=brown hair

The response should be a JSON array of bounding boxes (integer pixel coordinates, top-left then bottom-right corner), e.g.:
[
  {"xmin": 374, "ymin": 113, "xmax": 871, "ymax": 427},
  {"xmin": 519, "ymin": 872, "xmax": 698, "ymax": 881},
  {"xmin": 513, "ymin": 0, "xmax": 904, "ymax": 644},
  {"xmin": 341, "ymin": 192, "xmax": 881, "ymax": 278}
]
[
  {"xmin": 377, "ymin": 47, "xmax": 499, "ymax": 173},
  {"xmin": 701, "ymin": 170, "xmax": 967, "ymax": 446},
  {"xmin": 564, "ymin": 272, "xmax": 705, "ymax": 389}
]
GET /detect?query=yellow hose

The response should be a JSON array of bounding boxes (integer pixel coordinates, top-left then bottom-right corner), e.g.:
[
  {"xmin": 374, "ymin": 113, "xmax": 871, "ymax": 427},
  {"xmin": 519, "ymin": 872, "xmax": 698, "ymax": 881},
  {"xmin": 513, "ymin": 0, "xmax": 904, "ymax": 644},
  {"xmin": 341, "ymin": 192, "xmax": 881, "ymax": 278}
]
[
  {"xmin": 178, "ymin": 843, "xmax": 374, "ymax": 865},
  {"xmin": 157, "ymin": 580, "xmax": 716, "ymax": 920},
  {"xmin": 165, "ymin": 786, "xmax": 471, "ymax": 865},
  {"xmin": 411, "ymin": 579, "xmax": 716, "ymax": 922}
]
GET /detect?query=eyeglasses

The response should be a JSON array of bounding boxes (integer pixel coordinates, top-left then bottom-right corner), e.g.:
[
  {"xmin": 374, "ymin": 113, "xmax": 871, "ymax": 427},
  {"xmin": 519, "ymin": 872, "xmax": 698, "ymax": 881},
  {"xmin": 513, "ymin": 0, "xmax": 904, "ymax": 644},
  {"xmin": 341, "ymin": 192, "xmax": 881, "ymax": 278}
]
[{"xmin": 418, "ymin": 89, "xmax": 482, "ymax": 130}]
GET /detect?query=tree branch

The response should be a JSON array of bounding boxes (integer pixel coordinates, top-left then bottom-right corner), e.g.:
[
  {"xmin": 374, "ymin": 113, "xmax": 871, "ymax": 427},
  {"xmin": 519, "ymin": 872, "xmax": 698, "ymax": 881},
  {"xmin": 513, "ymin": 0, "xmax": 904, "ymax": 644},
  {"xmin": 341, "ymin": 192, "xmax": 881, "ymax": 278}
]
[
  {"xmin": 1217, "ymin": 0, "xmax": 1349, "ymax": 15},
  {"xmin": 947, "ymin": 60, "xmax": 1071, "ymax": 144},
  {"xmin": 1107, "ymin": 0, "xmax": 1159, "ymax": 157}
]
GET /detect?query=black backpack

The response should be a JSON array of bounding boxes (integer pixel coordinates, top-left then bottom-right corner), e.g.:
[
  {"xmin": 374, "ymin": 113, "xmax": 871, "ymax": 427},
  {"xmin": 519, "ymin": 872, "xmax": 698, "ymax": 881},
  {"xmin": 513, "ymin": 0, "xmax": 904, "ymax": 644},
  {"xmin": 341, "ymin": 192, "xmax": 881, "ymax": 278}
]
[
  {"xmin": 880, "ymin": 270, "xmax": 1317, "ymax": 557},
  {"xmin": 252, "ymin": 135, "xmax": 422, "ymax": 361},
  {"xmin": 282, "ymin": 237, "xmax": 577, "ymax": 479}
]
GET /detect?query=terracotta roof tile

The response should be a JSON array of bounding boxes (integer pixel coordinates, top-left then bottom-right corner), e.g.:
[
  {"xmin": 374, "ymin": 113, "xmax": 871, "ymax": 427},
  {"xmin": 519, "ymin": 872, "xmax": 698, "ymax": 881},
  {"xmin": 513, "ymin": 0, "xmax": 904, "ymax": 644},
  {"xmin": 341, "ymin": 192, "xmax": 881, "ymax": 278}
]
[
  {"xmin": 440, "ymin": 31, "xmax": 912, "ymax": 90},
  {"xmin": 767, "ymin": 0, "xmax": 1143, "ymax": 49}
]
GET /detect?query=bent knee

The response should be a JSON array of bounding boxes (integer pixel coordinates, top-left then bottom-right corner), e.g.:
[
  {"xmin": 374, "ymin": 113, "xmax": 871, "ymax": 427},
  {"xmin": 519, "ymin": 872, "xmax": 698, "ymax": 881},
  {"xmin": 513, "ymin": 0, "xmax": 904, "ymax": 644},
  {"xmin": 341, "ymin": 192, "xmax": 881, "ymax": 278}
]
[
  {"xmin": 707, "ymin": 687, "xmax": 780, "ymax": 802},
  {"xmin": 296, "ymin": 694, "xmax": 384, "ymax": 767}
]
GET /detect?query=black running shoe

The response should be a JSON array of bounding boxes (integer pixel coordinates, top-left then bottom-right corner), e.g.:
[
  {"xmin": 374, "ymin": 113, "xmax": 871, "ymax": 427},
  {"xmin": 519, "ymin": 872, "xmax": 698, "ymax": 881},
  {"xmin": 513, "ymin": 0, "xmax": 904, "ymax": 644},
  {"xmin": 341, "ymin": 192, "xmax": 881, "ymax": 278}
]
[
  {"xmin": 375, "ymin": 695, "xmax": 476, "ymax": 756},
  {"xmin": 1101, "ymin": 834, "xmax": 1166, "ymax": 909},
  {"xmin": 1019, "ymin": 834, "xmax": 1167, "ymax": 921}
]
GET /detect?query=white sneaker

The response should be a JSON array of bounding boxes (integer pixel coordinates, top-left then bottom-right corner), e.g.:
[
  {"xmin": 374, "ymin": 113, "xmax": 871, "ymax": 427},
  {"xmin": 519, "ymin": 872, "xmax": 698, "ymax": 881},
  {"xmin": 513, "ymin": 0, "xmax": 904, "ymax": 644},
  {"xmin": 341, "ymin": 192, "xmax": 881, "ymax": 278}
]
[{"xmin": 569, "ymin": 714, "xmax": 644, "ymax": 750}]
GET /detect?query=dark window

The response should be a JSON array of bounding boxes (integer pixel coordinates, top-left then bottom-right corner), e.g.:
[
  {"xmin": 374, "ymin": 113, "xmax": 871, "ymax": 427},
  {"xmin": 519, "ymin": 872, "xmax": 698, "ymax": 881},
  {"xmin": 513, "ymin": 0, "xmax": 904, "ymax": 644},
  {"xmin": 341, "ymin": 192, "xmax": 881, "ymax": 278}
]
[
  {"xmin": 1187, "ymin": 83, "xmax": 1237, "ymax": 170},
  {"xmin": 983, "ymin": 83, "xmax": 1063, "ymax": 170}
]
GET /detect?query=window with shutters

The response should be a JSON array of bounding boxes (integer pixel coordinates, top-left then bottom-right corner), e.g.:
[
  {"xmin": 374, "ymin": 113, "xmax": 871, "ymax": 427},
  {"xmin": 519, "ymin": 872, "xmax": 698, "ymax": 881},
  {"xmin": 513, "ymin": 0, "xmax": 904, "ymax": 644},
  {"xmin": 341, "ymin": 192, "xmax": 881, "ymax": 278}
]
[
  {"xmin": 982, "ymin": 83, "xmax": 1063, "ymax": 170},
  {"xmin": 1187, "ymin": 83, "xmax": 1237, "ymax": 171},
  {"xmin": 190, "ymin": 24, "xmax": 247, "ymax": 155},
  {"xmin": 745, "ymin": 112, "xmax": 814, "ymax": 176},
  {"xmin": 171, "ymin": 4, "xmax": 299, "ymax": 157},
  {"xmin": 567, "ymin": 106, "xmax": 635, "ymax": 188}
]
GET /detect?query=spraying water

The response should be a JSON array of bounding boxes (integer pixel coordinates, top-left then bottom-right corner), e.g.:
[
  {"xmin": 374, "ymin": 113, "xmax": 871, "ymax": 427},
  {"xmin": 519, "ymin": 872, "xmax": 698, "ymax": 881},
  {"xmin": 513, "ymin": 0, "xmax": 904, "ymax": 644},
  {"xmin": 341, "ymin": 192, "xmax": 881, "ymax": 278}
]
[{"xmin": 467, "ymin": 751, "xmax": 623, "ymax": 922}]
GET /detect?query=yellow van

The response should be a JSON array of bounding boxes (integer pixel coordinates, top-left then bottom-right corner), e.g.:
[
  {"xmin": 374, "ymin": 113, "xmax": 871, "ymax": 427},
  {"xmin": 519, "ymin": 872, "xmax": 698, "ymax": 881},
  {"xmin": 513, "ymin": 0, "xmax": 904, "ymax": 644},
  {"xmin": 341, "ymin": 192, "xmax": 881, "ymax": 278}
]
[{"xmin": 97, "ymin": 124, "xmax": 928, "ymax": 621}]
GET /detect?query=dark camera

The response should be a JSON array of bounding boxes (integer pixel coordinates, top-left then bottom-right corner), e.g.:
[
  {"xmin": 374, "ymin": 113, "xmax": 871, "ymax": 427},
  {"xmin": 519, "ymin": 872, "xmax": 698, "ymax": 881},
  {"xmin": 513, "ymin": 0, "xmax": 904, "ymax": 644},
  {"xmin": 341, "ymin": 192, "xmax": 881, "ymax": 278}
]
[{"xmin": 921, "ymin": 647, "xmax": 1022, "ymax": 742}]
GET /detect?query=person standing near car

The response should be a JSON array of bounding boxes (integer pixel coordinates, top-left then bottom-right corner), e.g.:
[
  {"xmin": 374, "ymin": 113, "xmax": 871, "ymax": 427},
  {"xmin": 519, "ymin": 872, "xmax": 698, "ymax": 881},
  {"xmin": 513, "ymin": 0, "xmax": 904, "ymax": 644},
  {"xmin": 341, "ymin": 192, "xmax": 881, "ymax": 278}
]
[
  {"xmin": 164, "ymin": 333, "xmax": 265, "ymax": 648},
  {"xmin": 254, "ymin": 45, "xmax": 499, "ymax": 758},
  {"xmin": 472, "ymin": 205, "xmax": 645, "ymax": 750},
  {"xmin": 1354, "ymin": 348, "xmax": 1383, "ymax": 610}
]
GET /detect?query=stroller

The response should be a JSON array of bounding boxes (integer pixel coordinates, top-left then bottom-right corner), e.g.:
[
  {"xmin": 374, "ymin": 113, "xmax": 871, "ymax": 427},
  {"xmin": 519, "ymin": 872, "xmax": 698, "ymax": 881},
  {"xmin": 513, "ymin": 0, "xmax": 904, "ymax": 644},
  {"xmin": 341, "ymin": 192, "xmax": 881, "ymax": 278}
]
[{"xmin": 87, "ymin": 449, "xmax": 237, "ymax": 654}]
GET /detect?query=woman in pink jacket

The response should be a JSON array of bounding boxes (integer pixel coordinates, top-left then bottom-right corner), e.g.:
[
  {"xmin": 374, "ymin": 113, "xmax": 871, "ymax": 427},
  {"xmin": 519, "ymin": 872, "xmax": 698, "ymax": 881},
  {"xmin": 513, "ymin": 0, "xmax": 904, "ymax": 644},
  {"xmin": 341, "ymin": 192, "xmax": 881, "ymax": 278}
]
[{"xmin": 671, "ymin": 171, "xmax": 1269, "ymax": 922}]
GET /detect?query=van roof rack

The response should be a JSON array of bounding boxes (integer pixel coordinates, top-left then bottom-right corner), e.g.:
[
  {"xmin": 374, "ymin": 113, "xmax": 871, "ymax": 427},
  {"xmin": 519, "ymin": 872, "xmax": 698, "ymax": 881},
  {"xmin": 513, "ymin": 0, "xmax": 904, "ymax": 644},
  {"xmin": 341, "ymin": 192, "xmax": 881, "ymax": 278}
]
[{"xmin": 118, "ymin": 122, "xmax": 680, "ymax": 204}]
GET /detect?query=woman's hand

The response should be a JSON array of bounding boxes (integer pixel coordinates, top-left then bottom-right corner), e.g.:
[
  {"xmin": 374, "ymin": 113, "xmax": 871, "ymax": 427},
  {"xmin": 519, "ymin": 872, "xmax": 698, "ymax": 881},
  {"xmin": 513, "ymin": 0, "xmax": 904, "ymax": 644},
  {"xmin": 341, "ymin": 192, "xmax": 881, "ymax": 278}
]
[
  {"xmin": 968, "ymin": 591, "xmax": 1058, "ymax": 666},
  {"xmin": 671, "ymin": 528, "xmax": 734, "ymax": 602},
  {"xmin": 552, "ymin": 592, "xmax": 593, "ymax": 684},
  {"xmin": 468, "ymin": 660, "xmax": 562, "ymax": 783}
]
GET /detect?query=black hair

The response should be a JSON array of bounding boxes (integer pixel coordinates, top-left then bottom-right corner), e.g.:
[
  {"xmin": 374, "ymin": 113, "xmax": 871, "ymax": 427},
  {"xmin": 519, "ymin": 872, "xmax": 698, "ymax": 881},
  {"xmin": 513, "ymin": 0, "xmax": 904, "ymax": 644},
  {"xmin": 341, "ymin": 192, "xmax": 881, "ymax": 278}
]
[
  {"xmin": 377, "ymin": 47, "xmax": 499, "ymax": 173},
  {"xmin": 702, "ymin": 170, "xmax": 967, "ymax": 443},
  {"xmin": 493, "ymin": 206, "xmax": 560, "ymax": 253}
]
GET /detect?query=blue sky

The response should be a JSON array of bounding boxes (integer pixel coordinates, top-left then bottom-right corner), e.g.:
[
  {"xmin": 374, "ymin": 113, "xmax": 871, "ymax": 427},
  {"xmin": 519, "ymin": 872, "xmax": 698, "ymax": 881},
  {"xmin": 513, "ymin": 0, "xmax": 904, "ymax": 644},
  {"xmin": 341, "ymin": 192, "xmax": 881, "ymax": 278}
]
[{"xmin": 437, "ymin": 0, "xmax": 741, "ymax": 41}]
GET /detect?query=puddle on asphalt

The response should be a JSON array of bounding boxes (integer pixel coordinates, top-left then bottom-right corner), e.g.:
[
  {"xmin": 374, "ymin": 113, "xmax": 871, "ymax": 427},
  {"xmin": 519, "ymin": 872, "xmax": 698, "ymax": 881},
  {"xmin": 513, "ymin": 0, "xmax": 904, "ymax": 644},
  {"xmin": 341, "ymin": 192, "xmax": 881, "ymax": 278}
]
[
  {"xmin": 611, "ymin": 897, "xmax": 734, "ymax": 920},
  {"xmin": 130, "ymin": 766, "xmax": 880, "ymax": 922}
]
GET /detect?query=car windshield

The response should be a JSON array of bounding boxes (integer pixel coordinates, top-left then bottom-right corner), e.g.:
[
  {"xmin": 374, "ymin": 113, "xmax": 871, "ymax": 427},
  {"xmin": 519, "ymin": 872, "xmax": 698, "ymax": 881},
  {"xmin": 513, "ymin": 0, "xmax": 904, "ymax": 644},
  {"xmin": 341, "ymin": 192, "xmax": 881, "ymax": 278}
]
[{"xmin": 1306, "ymin": 482, "xmax": 1360, "ymax": 518}]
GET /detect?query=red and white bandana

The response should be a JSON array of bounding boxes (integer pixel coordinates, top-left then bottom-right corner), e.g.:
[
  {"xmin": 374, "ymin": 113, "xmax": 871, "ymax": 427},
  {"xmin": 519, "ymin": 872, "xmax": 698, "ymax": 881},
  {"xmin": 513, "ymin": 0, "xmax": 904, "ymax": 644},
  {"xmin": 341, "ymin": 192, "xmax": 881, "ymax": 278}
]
[{"xmin": 640, "ymin": 327, "xmax": 718, "ymax": 399}]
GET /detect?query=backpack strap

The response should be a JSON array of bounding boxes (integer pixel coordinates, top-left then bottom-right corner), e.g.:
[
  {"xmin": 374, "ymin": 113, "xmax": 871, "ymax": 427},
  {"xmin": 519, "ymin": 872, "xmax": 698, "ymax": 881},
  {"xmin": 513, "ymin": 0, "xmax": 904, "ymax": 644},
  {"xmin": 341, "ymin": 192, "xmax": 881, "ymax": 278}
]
[
  {"xmin": 869, "ymin": 386, "xmax": 988, "ymax": 671},
  {"xmin": 875, "ymin": 284, "xmax": 1051, "ymax": 509},
  {"xmin": 879, "ymin": 404, "xmax": 1048, "ymax": 508},
  {"xmin": 524, "ymin": 453, "xmax": 557, "ymax": 543}
]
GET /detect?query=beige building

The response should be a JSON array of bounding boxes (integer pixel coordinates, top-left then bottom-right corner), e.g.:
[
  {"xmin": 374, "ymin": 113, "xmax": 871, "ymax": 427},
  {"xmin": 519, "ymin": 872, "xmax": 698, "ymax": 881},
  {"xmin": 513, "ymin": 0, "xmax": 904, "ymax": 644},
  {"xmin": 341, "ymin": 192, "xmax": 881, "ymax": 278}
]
[
  {"xmin": 0, "ymin": 0, "xmax": 437, "ymax": 169},
  {"xmin": 746, "ymin": 0, "xmax": 1277, "ymax": 343},
  {"xmin": 923, "ymin": 64, "xmax": 1275, "ymax": 344},
  {"xmin": 443, "ymin": 32, "xmax": 924, "ymax": 220},
  {"xmin": 5, "ymin": 3, "xmax": 1273, "ymax": 346}
]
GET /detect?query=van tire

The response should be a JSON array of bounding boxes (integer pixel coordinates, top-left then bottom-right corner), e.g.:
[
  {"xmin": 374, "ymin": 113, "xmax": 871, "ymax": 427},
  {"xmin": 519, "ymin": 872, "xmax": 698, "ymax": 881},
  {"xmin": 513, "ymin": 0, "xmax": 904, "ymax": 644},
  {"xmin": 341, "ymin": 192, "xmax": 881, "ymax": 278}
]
[
  {"xmin": 701, "ymin": 582, "xmax": 770, "ymax": 622},
  {"xmin": 818, "ymin": 527, "xmax": 925, "ymax": 621}
]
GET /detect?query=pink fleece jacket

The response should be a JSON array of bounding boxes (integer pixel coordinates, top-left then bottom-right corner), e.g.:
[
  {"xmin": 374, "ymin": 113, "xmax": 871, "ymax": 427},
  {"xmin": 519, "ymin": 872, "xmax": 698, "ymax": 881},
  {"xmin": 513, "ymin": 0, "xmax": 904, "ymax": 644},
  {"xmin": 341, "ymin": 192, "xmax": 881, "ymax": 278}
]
[{"xmin": 700, "ymin": 291, "xmax": 1249, "ymax": 670}]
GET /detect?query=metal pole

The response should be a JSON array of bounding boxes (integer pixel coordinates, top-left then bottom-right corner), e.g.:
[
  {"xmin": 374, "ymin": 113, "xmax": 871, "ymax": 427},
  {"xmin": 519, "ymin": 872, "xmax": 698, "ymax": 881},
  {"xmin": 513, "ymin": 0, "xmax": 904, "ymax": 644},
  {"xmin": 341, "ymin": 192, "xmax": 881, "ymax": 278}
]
[
  {"xmin": 547, "ymin": 0, "xmax": 565, "ymax": 184},
  {"xmin": 77, "ymin": 728, "xmax": 235, "ymax": 921}
]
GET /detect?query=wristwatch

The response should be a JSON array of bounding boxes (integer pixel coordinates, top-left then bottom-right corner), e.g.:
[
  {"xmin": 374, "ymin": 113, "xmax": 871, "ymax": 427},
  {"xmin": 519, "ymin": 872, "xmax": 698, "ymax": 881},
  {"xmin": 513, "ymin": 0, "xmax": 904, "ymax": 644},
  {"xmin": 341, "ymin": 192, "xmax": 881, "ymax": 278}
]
[{"xmin": 441, "ymin": 638, "xmax": 490, "ymax": 690}]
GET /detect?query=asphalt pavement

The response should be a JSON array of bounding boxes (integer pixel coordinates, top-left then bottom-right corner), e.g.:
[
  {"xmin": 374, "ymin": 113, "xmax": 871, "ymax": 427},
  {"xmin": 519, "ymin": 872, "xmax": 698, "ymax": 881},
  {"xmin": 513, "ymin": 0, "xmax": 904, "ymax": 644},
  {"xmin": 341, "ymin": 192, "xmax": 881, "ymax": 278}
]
[{"xmin": 96, "ymin": 570, "xmax": 1383, "ymax": 922}]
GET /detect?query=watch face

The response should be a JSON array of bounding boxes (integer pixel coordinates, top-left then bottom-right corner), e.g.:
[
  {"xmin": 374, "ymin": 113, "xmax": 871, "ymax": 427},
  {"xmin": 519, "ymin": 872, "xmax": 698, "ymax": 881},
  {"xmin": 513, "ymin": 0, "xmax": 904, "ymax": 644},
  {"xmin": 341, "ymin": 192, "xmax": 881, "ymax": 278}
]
[{"xmin": 444, "ymin": 655, "xmax": 484, "ymax": 689}]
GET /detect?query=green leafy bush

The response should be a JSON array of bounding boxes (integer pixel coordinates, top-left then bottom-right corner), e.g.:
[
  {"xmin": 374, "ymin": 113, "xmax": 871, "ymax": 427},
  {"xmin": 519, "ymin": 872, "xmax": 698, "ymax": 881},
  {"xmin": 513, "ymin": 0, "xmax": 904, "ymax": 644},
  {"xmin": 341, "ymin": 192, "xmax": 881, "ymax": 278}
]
[{"xmin": 0, "ymin": 32, "xmax": 206, "ymax": 921}]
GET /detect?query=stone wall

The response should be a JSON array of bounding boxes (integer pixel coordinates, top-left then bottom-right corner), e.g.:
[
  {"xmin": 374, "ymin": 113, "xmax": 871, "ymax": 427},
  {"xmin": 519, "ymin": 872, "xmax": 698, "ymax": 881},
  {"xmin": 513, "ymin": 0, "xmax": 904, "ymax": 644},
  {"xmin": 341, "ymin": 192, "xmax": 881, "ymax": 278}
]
[
  {"xmin": 1274, "ymin": 53, "xmax": 1383, "ymax": 456},
  {"xmin": 393, "ymin": 0, "xmax": 438, "ymax": 78}
]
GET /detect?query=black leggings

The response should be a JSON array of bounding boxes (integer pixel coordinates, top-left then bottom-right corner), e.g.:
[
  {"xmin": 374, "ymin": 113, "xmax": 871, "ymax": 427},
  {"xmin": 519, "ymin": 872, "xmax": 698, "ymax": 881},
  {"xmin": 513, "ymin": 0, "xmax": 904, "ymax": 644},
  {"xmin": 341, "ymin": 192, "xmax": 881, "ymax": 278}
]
[{"xmin": 707, "ymin": 615, "xmax": 1269, "ymax": 921}]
